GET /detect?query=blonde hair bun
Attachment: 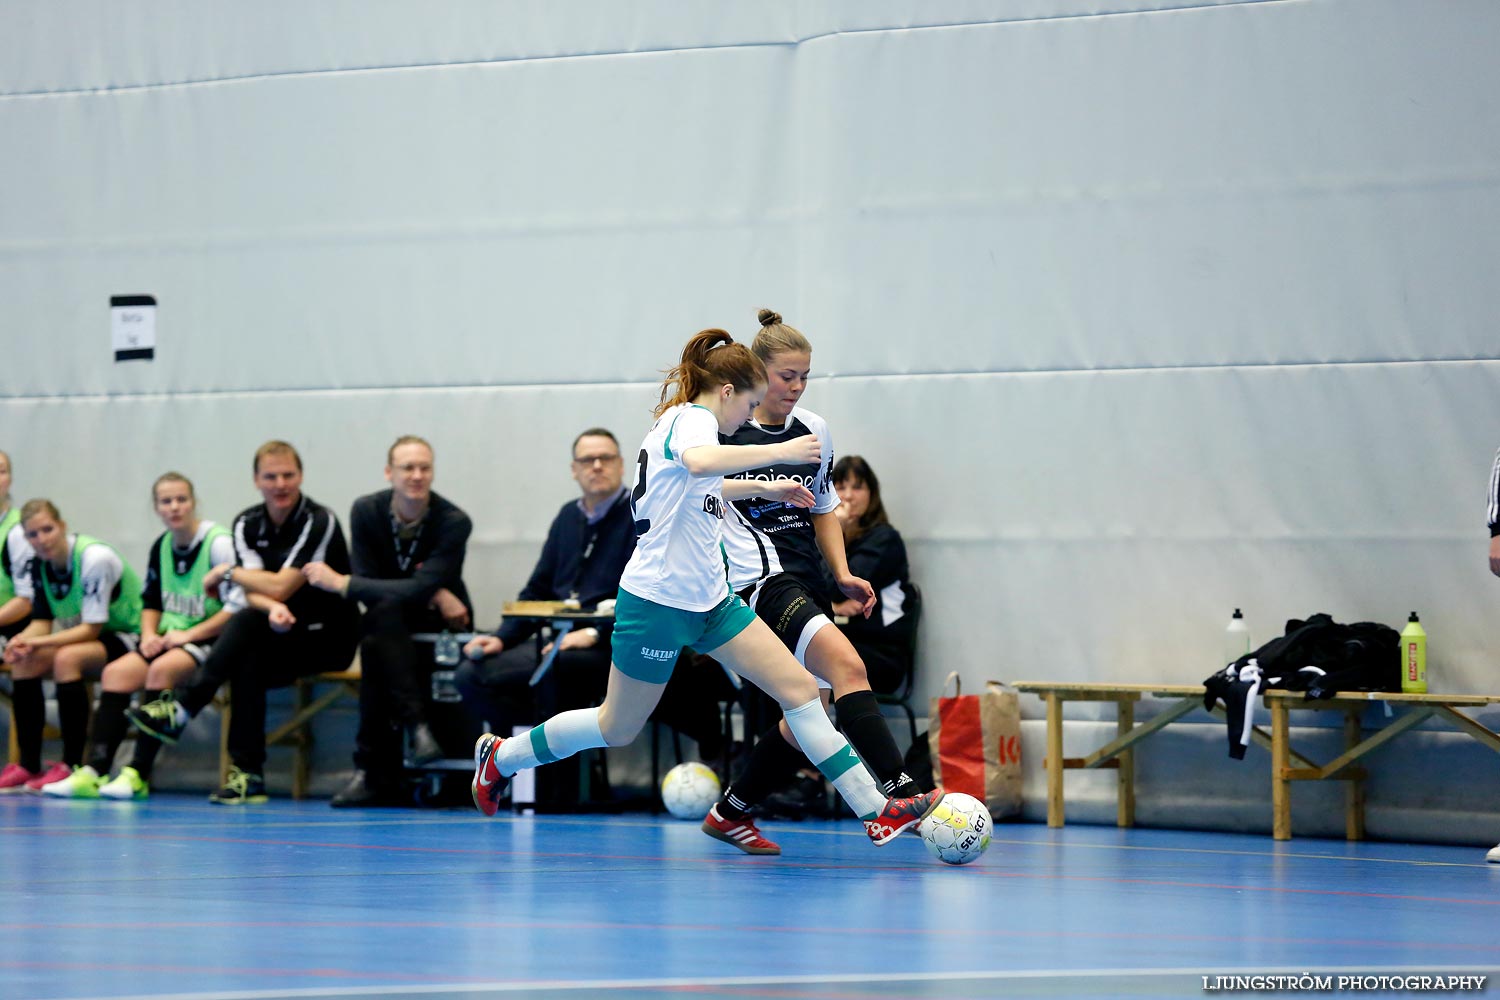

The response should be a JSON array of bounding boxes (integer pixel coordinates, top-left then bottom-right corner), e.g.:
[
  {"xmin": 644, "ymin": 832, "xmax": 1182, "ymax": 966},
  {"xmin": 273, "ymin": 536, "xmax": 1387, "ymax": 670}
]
[{"xmin": 758, "ymin": 308, "xmax": 782, "ymax": 328}]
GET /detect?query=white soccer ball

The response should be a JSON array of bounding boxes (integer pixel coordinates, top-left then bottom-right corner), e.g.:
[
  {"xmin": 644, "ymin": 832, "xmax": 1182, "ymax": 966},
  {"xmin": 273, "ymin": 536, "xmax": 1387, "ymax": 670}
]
[
  {"xmin": 659, "ymin": 761, "xmax": 722, "ymax": 820},
  {"xmin": 918, "ymin": 791, "xmax": 992, "ymax": 865}
]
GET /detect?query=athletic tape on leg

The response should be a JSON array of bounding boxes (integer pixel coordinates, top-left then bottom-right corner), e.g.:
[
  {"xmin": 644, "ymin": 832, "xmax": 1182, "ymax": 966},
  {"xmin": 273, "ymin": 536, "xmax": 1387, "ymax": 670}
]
[{"xmin": 784, "ymin": 698, "xmax": 883, "ymax": 818}]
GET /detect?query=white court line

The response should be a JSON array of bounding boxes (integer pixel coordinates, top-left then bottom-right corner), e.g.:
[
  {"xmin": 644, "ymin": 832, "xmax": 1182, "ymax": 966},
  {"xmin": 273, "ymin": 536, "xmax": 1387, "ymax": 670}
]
[{"xmin": 50, "ymin": 965, "xmax": 1500, "ymax": 1000}]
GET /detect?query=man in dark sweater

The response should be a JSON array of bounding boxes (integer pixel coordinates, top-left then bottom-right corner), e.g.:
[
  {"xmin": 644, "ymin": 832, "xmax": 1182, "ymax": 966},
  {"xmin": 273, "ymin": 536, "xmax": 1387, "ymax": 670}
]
[
  {"xmin": 127, "ymin": 440, "xmax": 359, "ymax": 804},
  {"xmin": 458, "ymin": 428, "xmax": 728, "ymax": 805},
  {"xmin": 303, "ymin": 435, "xmax": 474, "ymax": 807}
]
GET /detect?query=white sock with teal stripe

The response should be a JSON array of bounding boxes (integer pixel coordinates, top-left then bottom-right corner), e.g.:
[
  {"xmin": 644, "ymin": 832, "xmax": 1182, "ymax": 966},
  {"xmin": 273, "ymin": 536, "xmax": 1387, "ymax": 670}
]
[
  {"xmin": 496, "ymin": 708, "xmax": 606, "ymax": 777},
  {"xmin": 783, "ymin": 697, "xmax": 885, "ymax": 819}
]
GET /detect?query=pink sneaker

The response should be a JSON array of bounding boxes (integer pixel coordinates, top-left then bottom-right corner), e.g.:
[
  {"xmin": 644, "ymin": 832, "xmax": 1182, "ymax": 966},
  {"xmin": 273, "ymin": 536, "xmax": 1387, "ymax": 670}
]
[
  {"xmin": 0, "ymin": 762, "xmax": 37, "ymax": 794},
  {"xmin": 865, "ymin": 788, "xmax": 946, "ymax": 846},
  {"xmin": 25, "ymin": 762, "xmax": 72, "ymax": 794}
]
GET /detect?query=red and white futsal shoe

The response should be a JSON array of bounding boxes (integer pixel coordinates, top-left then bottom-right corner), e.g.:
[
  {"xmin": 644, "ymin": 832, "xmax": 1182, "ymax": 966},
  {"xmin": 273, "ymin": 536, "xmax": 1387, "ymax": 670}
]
[
  {"xmin": 865, "ymin": 788, "xmax": 946, "ymax": 846},
  {"xmin": 471, "ymin": 733, "xmax": 509, "ymax": 817},
  {"xmin": 701, "ymin": 804, "xmax": 781, "ymax": 855}
]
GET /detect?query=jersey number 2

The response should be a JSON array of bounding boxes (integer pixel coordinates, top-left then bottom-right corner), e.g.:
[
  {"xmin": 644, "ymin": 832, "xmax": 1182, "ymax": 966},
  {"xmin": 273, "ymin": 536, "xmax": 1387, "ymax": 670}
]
[{"xmin": 631, "ymin": 449, "xmax": 651, "ymax": 537}]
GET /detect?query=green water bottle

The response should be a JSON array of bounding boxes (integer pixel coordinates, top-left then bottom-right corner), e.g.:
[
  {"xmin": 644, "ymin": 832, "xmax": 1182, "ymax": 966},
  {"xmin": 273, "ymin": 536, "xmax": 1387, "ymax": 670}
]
[{"xmin": 1400, "ymin": 612, "xmax": 1427, "ymax": 694}]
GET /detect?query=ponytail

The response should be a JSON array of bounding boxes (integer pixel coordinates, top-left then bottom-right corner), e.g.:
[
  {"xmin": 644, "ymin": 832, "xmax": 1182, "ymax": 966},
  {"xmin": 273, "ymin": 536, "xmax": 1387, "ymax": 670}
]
[{"xmin": 655, "ymin": 328, "xmax": 767, "ymax": 417}]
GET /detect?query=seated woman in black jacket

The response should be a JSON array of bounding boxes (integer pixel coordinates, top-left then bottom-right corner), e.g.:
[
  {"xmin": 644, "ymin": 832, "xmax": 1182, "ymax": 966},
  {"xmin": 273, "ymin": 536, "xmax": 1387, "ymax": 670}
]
[
  {"xmin": 761, "ymin": 455, "xmax": 920, "ymax": 820},
  {"xmin": 823, "ymin": 455, "xmax": 917, "ymax": 695}
]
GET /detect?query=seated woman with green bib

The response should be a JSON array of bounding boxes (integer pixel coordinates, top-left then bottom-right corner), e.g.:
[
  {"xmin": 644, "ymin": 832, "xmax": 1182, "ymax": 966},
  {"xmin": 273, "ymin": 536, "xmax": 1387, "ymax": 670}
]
[
  {"xmin": 0, "ymin": 500, "xmax": 141, "ymax": 793},
  {"xmin": 43, "ymin": 473, "xmax": 242, "ymax": 800}
]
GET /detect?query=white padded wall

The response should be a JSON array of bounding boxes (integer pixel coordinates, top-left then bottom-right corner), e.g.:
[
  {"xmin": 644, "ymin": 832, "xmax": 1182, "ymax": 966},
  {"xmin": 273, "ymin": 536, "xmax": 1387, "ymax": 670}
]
[{"xmin": 3, "ymin": 0, "xmax": 1499, "ymax": 833}]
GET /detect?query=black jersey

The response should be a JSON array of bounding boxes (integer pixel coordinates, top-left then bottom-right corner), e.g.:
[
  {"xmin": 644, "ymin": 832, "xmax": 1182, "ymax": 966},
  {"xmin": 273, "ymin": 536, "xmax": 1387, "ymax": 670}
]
[
  {"xmin": 720, "ymin": 406, "xmax": 839, "ymax": 589},
  {"xmin": 232, "ymin": 494, "xmax": 357, "ymax": 629}
]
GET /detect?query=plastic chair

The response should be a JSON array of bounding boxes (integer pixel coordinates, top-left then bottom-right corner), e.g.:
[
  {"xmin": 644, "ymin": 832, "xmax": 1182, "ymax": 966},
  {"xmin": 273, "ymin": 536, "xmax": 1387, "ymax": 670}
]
[{"xmin": 874, "ymin": 581, "xmax": 922, "ymax": 746}]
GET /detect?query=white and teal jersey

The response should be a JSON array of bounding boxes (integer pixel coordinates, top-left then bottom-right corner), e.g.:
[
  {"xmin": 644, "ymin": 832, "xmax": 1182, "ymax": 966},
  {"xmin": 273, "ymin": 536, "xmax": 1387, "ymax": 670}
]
[
  {"xmin": 720, "ymin": 405, "xmax": 839, "ymax": 591},
  {"xmin": 619, "ymin": 403, "xmax": 733, "ymax": 612}
]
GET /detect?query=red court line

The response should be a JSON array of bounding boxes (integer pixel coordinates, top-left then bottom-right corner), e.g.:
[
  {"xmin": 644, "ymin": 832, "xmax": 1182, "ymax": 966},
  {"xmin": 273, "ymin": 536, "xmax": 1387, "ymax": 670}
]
[
  {"xmin": 11, "ymin": 828, "xmax": 1499, "ymax": 908},
  {"xmin": 2, "ymin": 825, "xmax": 930, "ymax": 870},
  {"xmin": 1, "ymin": 917, "xmax": 1496, "ymax": 956},
  {"xmin": 999, "ymin": 868, "xmax": 1500, "ymax": 907},
  {"xmin": 0, "ymin": 958, "xmax": 496, "ymax": 984}
]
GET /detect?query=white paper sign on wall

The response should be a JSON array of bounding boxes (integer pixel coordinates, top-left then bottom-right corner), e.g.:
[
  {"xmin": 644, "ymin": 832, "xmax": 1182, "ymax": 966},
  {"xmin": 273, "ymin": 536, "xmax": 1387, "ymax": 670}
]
[{"xmin": 111, "ymin": 295, "xmax": 156, "ymax": 362}]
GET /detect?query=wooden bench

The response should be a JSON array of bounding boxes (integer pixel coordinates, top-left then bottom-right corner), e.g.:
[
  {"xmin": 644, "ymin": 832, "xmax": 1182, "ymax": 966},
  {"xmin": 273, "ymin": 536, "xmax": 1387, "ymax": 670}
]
[
  {"xmin": 217, "ymin": 662, "xmax": 363, "ymax": 799},
  {"xmin": 1263, "ymin": 689, "xmax": 1500, "ymax": 840},
  {"xmin": 1015, "ymin": 681, "xmax": 1500, "ymax": 841},
  {"xmin": 1013, "ymin": 682, "xmax": 1222, "ymax": 830}
]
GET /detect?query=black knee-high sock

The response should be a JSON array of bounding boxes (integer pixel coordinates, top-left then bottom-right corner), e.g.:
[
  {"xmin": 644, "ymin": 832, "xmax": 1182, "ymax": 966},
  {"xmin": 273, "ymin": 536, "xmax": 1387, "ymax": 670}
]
[
  {"xmin": 88, "ymin": 691, "xmax": 133, "ymax": 774},
  {"xmin": 55, "ymin": 680, "xmax": 91, "ymax": 768},
  {"xmin": 126, "ymin": 690, "xmax": 167, "ymax": 780},
  {"xmin": 11, "ymin": 677, "xmax": 45, "ymax": 773},
  {"xmin": 718, "ymin": 725, "xmax": 808, "ymax": 819},
  {"xmin": 834, "ymin": 690, "xmax": 921, "ymax": 797}
]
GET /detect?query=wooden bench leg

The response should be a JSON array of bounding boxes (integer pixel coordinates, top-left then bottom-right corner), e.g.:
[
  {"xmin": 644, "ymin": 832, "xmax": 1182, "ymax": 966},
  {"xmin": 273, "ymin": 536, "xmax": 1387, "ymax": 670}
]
[
  {"xmin": 1272, "ymin": 697, "xmax": 1291, "ymax": 840},
  {"xmin": 1045, "ymin": 692, "xmax": 1064, "ymax": 828},
  {"xmin": 1344, "ymin": 707, "xmax": 1366, "ymax": 841},
  {"xmin": 1117, "ymin": 699, "xmax": 1135, "ymax": 828},
  {"xmin": 293, "ymin": 679, "xmax": 312, "ymax": 801},
  {"xmin": 218, "ymin": 689, "xmax": 232, "ymax": 787}
]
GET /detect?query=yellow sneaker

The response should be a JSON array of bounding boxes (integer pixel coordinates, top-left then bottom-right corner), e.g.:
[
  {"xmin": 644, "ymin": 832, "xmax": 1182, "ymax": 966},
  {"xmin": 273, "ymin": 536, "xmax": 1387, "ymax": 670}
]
[
  {"xmin": 99, "ymin": 766, "xmax": 149, "ymax": 801},
  {"xmin": 209, "ymin": 766, "xmax": 267, "ymax": 805},
  {"xmin": 41, "ymin": 765, "xmax": 100, "ymax": 799}
]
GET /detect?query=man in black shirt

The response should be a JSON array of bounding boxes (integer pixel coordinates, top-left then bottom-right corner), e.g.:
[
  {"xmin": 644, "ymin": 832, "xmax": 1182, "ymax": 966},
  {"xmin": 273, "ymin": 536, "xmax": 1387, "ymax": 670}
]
[
  {"xmin": 304, "ymin": 435, "xmax": 474, "ymax": 807},
  {"xmin": 127, "ymin": 440, "xmax": 359, "ymax": 804},
  {"xmin": 457, "ymin": 428, "xmax": 729, "ymax": 806}
]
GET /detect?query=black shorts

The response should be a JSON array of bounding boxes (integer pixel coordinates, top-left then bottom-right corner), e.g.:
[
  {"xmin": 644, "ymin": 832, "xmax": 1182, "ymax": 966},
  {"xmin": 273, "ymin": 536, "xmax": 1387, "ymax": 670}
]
[
  {"xmin": 143, "ymin": 637, "xmax": 214, "ymax": 666},
  {"xmin": 99, "ymin": 630, "xmax": 139, "ymax": 663},
  {"xmin": 737, "ymin": 574, "xmax": 834, "ymax": 668}
]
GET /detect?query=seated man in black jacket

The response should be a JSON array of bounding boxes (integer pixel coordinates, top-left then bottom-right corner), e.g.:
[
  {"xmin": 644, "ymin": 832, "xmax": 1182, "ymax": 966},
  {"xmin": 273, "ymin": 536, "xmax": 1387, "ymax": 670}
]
[
  {"xmin": 304, "ymin": 435, "xmax": 474, "ymax": 807},
  {"xmin": 458, "ymin": 428, "xmax": 727, "ymax": 805},
  {"xmin": 127, "ymin": 440, "xmax": 360, "ymax": 804}
]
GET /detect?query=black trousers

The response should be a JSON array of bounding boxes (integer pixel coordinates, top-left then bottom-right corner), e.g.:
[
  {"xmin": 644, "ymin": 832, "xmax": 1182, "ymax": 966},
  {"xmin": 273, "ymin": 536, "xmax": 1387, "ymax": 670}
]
[
  {"xmin": 453, "ymin": 644, "xmax": 609, "ymax": 737},
  {"xmin": 180, "ymin": 609, "xmax": 358, "ymax": 774},
  {"xmin": 354, "ymin": 599, "xmax": 449, "ymax": 779}
]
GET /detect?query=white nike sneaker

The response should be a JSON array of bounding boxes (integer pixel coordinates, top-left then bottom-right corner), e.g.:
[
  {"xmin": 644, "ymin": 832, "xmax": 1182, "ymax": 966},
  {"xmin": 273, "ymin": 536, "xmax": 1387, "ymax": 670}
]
[{"xmin": 41, "ymin": 765, "xmax": 101, "ymax": 799}]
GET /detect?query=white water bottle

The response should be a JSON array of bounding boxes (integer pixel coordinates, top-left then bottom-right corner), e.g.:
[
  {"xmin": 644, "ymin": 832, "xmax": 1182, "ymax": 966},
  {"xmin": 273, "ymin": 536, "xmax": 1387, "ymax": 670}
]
[{"xmin": 1224, "ymin": 608, "xmax": 1251, "ymax": 665}]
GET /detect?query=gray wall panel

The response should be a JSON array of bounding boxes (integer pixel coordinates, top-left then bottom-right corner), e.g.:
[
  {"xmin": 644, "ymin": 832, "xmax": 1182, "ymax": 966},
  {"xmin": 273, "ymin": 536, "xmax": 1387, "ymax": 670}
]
[{"xmin": 2, "ymin": 0, "xmax": 1497, "ymax": 836}]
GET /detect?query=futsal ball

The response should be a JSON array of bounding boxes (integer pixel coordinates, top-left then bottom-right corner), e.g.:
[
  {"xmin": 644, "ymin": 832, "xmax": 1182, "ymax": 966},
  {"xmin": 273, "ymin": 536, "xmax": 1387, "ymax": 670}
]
[
  {"xmin": 918, "ymin": 791, "xmax": 992, "ymax": 865},
  {"xmin": 660, "ymin": 761, "xmax": 722, "ymax": 820}
]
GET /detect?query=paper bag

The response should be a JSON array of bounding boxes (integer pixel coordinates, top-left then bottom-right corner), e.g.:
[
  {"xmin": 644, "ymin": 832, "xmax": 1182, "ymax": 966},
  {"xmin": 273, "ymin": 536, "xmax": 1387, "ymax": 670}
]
[{"xmin": 928, "ymin": 672, "xmax": 1021, "ymax": 818}]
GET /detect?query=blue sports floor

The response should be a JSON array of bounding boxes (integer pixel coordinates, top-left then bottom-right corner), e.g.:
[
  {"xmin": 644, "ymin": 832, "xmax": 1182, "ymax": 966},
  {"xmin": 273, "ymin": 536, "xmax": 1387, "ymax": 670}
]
[{"xmin": 1, "ymin": 795, "xmax": 1496, "ymax": 1000}]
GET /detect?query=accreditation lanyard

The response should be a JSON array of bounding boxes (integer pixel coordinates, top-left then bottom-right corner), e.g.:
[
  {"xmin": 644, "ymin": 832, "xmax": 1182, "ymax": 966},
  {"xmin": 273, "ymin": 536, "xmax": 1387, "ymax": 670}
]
[{"xmin": 389, "ymin": 513, "xmax": 425, "ymax": 574}]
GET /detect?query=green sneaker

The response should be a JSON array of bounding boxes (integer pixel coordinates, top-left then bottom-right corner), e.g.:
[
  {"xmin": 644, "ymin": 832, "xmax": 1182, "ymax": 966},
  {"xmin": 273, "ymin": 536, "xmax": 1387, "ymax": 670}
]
[
  {"xmin": 99, "ymin": 766, "xmax": 149, "ymax": 801},
  {"xmin": 125, "ymin": 691, "xmax": 188, "ymax": 745},
  {"xmin": 40, "ymin": 765, "xmax": 100, "ymax": 799},
  {"xmin": 209, "ymin": 767, "xmax": 268, "ymax": 805}
]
